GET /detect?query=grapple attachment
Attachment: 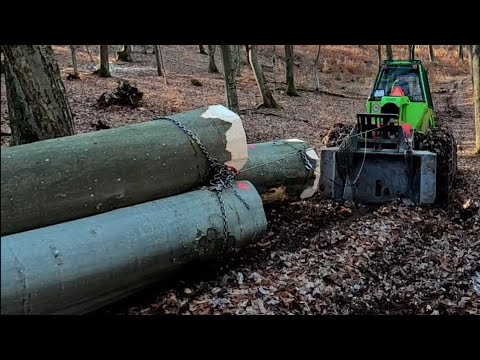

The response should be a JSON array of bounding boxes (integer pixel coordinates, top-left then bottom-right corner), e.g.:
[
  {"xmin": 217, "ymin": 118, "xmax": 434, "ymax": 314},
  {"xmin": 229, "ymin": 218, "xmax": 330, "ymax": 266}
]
[{"xmin": 319, "ymin": 114, "xmax": 437, "ymax": 205}]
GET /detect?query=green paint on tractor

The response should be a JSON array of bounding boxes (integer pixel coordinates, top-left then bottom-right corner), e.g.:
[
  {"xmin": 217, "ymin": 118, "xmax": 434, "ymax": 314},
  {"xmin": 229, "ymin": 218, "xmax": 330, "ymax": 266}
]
[{"xmin": 365, "ymin": 60, "xmax": 435, "ymax": 132}]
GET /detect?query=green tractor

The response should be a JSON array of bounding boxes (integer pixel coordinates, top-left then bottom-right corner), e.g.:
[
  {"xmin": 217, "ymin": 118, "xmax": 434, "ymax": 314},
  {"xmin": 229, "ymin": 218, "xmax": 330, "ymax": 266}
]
[{"xmin": 320, "ymin": 59, "xmax": 457, "ymax": 205}]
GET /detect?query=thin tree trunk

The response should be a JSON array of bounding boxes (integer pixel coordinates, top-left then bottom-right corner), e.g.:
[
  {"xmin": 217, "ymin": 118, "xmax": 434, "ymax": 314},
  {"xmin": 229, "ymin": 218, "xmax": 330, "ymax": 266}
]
[
  {"xmin": 70, "ymin": 45, "xmax": 78, "ymax": 76},
  {"xmin": 472, "ymin": 45, "xmax": 480, "ymax": 154},
  {"xmin": 458, "ymin": 45, "xmax": 464, "ymax": 60},
  {"xmin": 428, "ymin": 45, "xmax": 435, "ymax": 62},
  {"xmin": 207, "ymin": 45, "xmax": 218, "ymax": 73},
  {"xmin": 117, "ymin": 45, "xmax": 133, "ymax": 62},
  {"xmin": 313, "ymin": 45, "xmax": 322, "ymax": 92},
  {"xmin": 377, "ymin": 45, "xmax": 382, "ymax": 67},
  {"xmin": 198, "ymin": 45, "xmax": 207, "ymax": 55},
  {"xmin": 272, "ymin": 45, "xmax": 277, "ymax": 67},
  {"xmin": 153, "ymin": 45, "xmax": 162, "ymax": 76},
  {"xmin": 386, "ymin": 45, "xmax": 393, "ymax": 61},
  {"xmin": 248, "ymin": 45, "xmax": 279, "ymax": 109},
  {"xmin": 85, "ymin": 45, "xmax": 94, "ymax": 62},
  {"xmin": 143, "ymin": 45, "xmax": 148, "ymax": 54},
  {"xmin": 158, "ymin": 46, "xmax": 168, "ymax": 85},
  {"xmin": 1, "ymin": 45, "xmax": 75, "ymax": 145},
  {"xmin": 233, "ymin": 45, "xmax": 241, "ymax": 77},
  {"xmin": 98, "ymin": 45, "xmax": 111, "ymax": 77},
  {"xmin": 408, "ymin": 45, "xmax": 415, "ymax": 61},
  {"xmin": 468, "ymin": 45, "xmax": 474, "ymax": 83},
  {"xmin": 219, "ymin": 45, "xmax": 239, "ymax": 113},
  {"xmin": 285, "ymin": 45, "xmax": 299, "ymax": 96}
]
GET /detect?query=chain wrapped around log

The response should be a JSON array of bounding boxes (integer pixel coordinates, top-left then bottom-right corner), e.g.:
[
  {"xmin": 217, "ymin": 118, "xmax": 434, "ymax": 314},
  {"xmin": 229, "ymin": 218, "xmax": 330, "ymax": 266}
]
[
  {"xmin": 1, "ymin": 105, "xmax": 248, "ymax": 236},
  {"xmin": 238, "ymin": 139, "xmax": 320, "ymax": 203},
  {"xmin": 0, "ymin": 181, "xmax": 267, "ymax": 315}
]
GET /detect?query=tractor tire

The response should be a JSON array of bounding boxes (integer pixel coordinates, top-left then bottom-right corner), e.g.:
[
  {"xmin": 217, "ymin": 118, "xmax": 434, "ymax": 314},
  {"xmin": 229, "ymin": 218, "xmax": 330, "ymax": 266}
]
[
  {"xmin": 322, "ymin": 123, "xmax": 354, "ymax": 147},
  {"xmin": 423, "ymin": 126, "xmax": 458, "ymax": 204}
]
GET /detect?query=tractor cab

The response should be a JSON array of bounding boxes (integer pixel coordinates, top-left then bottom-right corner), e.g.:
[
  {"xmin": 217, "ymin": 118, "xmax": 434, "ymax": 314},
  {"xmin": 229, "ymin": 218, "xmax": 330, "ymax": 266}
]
[{"xmin": 364, "ymin": 60, "xmax": 435, "ymax": 134}]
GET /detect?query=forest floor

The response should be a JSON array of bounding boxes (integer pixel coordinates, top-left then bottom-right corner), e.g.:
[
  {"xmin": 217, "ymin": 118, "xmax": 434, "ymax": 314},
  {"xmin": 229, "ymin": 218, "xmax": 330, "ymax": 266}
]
[{"xmin": 1, "ymin": 45, "xmax": 478, "ymax": 314}]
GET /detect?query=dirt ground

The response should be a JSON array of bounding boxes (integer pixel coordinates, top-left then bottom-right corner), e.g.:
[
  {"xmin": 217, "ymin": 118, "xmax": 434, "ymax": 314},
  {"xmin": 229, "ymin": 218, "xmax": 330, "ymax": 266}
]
[{"xmin": 1, "ymin": 45, "xmax": 478, "ymax": 314}]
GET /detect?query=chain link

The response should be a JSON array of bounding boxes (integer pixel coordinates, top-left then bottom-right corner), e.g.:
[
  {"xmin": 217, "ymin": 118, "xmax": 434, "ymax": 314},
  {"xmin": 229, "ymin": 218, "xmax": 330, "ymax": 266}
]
[{"xmin": 155, "ymin": 116, "xmax": 250, "ymax": 249}]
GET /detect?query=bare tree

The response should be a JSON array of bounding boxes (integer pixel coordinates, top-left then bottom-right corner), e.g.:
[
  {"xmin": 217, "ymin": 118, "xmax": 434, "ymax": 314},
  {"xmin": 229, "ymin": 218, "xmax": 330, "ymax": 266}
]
[
  {"xmin": 377, "ymin": 45, "xmax": 382, "ymax": 66},
  {"xmin": 1, "ymin": 45, "xmax": 75, "ymax": 145},
  {"xmin": 117, "ymin": 45, "xmax": 133, "ymax": 62},
  {"xmin": 219, "ymin": 45, "xmax": 239, "ymax": 113},
  {"xmin": 313, "ymin": 45, "xmax": 322, "ymax": 92},
  {"xmin": 85, "ymin": 45, "xmax": 94, "ymax": 62},
  {"xmin": 458, "ymin": 45, "xmax": 464, "ymax": 60},
  {"xmin": 207, "ymin": 45, "xmax": 218, "ymax": 73},
  {"xmin": 158, "ymin": 46, "xmax": 168, "ymax": 85},
  {"xmin": 472, "ymin": 45, "xmax": 479, "ymax": 154},
  {"xmin": 233, "ymin": 45, "xmax": 241, "ymax": 77},
  {"xmin": 285, "ymin": 45, "xmax": 299, "ymax": 96},
  {"xmin": 428, "ymin": 45, "xmax": 435, "ymax": 62},
  {"xmin": 198, "ymin": 45, "xmax": 207, "ymax": 55},
  {"xmin": 386, "ymin": 45, "xmax": 393, "ymax": 61},
  {"xmin": 153, "ymin": 45, "xmax": 162, "ymax": 76},
  {"xmin": 70, "ymin": 45, "xmax": 79, "ymax": 78},
  {"xmin": 408, "ymin": 45, "xmax": 415, "ymax": 61},
  {"xmin": 98, "ymin": 45, "xmax": 111, "ymax": 77},
  {"xmin": 143, "ymin": 45, "xmax": 148, "ymax": 54},
  {"xmin": 248, "ymin": 45, "xmax": 279, "ymax": 109}
]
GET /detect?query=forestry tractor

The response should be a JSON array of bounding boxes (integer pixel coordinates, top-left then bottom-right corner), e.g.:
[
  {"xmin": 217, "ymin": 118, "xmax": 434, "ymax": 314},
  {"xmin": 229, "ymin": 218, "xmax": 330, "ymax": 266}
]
[{"xmin": 320, "ymin": 59, "xmax": 457, "ymax": 205}]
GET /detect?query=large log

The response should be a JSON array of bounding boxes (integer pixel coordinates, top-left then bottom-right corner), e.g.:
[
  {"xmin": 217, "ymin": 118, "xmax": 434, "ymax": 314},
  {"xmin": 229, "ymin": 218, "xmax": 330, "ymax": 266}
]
[
  {"xmin": 1, "ymin": 105, "xmax": 248, "ymax": 236},
  {"xmin": 238, "ymin": 139, "xmax": 320, "ymax": 202},
  {"xmin": 0, "ymin": 181, "xmax": 266, "ymax": 315}
]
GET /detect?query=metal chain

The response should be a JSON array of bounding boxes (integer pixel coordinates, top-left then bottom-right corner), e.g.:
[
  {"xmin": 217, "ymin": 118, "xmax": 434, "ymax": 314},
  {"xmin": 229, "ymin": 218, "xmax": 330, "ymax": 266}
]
[{"xmin": 154, "ymin": 116, "xmax": 250, "ymax": 249}]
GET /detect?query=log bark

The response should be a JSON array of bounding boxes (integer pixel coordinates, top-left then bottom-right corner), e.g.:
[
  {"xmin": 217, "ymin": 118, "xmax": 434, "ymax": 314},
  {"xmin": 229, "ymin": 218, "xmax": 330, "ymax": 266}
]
[
  {"xmin": 0, "ymin": 181, "xmax": 267, "ymax": 315},
  {"xmin": 238, "ymin": 140, "xmax": 320, "ymax": 202},
  {"xmin": 1, "ymin": 105, "xmax": 248, "ymax": 236}
]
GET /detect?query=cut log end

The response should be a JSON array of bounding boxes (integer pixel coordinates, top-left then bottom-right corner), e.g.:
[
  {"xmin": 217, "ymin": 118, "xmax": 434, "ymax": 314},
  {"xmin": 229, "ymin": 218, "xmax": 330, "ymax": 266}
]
[
  {"xmin": 300, "ymin": 148, "xmax": 321, "ymax": 199},
  {"xmin": 201, "ymin": 105, "xmax": 248, "ymax": 171}
]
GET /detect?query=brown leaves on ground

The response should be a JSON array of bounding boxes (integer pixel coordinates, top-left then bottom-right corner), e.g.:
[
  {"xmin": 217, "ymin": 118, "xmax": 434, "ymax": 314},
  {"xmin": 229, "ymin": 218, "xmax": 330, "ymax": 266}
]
[{"xmin": 1, "ymin": 45, "xmax": 478, "ymax": 315}]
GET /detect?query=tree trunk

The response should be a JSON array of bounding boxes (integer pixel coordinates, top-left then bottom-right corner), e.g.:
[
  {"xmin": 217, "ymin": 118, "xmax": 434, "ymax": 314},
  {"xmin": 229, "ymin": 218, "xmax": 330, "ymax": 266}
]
[
  {"xmin": 408, "ymin": 45, "xmax": 415, "ymax": 61},
  {"xmin": 158, "ymin": 46, "xmax": 168, "ymax": 85},
  {"xmin": 98, "ymin": 45, "xmax": 111, "ymax": 77},
  {"xmin": 85, "ymin": 45, "xmax": 94, "ymax": 62},
  {"xmin": 142, "ymin": 45, "xmax": 148, "ymax": 54},
  {"xmin": 1, "ymin": 45, "xmax": 75, "ymax": 146},
  {"xmin": 153, "ymin": 45, "xmax": 162, "ymax": 76},
  {"xmin": 233, "ymin": 45, "xmax": 241, "ymax": 77},
  {"xmin": 468, "ymin": 45, "xmax": 474, "ymax": 83},
  {"xmin": 386, "ymin": 45, "xmax": 393, "ymax": 61},
  {"xmin": 458, "ymin": 45, "xmax": 464, "ymax": 60},
  {"xmin": 1, "ymin": 105, "xmax": 249, "ymax": 236},
  {"xmin": 285, "ymin": 45, "xmax": 299, "ymax": 96},
  {"xmin": 248, "ymin": 45, "xmax": 279, "ymax": 109},
  {"xmin": 472, "ymin": 45, "xmax": 480, "ymax": 154},
  {"xmin": 198, "ymin": 45, "xmax": 207, "ymax": 55},
  {"xmin": 117, "ymin": 45, "xmax": 133, "ymax": 62},
  {"xmin": 428, "ymin": 45, "xmax": 435, "ymax": 62},
  {"xmin": 207, "ymin": 45, "xmax": 218, "ymax": 73},
  {"xmin": 377, "ymin": 45, "xmax": 382, "ymax": 67},
  {"xmin": 70, "ymin": 45, "xmax": 78, "ymax": 76},
  {"xmin": 313, "ymin": 45, "xmax": 322, "ymax": 92},
  {"xmin": 1, "ymin": 181, "xmax": 266, "ymax": 315},
  {"xmin": 219, "ymin": 45, "xmax": 239, "ymax": 113},
  {"xmin": 272, "ymin": 45, "xmax": 277, "ymax": 67}
]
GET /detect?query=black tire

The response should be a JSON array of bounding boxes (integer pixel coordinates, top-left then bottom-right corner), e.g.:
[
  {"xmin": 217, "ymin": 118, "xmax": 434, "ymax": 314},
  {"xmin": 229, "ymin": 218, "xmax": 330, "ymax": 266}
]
[
  {"xmin": 423, "ymin": 126, "xmax": 458, "ymax": 204},
  {"xmin": 322, "ymin": 123, "xmax": 354, "ymax": 147}
]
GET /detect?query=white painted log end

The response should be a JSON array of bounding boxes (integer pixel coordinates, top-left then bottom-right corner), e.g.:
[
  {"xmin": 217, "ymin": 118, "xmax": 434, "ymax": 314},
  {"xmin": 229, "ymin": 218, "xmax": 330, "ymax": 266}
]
[
  {"xmin": 201, "ymin": 105, "xmax": 248, "ymax": 171},
  {"xmin": 300, "ymin": 148, "xmax": 320, "ymax": 199}
]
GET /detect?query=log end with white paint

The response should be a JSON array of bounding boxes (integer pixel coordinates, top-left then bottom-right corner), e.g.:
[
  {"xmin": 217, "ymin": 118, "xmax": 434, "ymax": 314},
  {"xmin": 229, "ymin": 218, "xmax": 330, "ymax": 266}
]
[
  {"xmin": 201, "ymin": 105, "xmax": 248, "ymax": 171},
  {"xmin": 300, "ymin": 147, "xmax": 321, "ymax": 199}
]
